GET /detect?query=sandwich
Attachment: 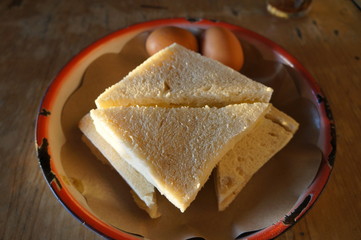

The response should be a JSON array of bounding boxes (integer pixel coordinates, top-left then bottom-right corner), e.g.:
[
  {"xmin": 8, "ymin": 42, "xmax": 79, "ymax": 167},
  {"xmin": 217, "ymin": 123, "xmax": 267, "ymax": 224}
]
[
  {"xmin": 79, "ymin": 114, "xmax": 160, "ymax": 218},
  {"xmin": 90, "ymin": 103, "xmax": 271, "ymax": 212},
  {"xmin": 79, "ymin": 43, "xmax": 298, "ymax": 215},
  {"xmin": 215, "ymin": 106, "xmax": 299, "ymax": 210},
  {"xmin": 95, "ymin": 43, "xmax": 273, "ymax": 109}
]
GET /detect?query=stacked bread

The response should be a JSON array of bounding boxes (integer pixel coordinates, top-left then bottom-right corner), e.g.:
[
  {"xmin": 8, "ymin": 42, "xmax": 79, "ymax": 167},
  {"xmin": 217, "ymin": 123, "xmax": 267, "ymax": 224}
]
[{"xmin": 79, "ymin": 43, "xmax": 298, "ymax": 218}]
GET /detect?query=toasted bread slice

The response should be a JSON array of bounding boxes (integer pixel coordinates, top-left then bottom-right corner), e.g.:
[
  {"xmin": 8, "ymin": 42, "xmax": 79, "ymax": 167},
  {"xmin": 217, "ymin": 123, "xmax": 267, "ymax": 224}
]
[
  {"xmin": 79, "ymin": 114, "xmax": 161, "ymax": 218},
  {"xmin": 215, "ymin": 106, "xmax": 299, "ymax": 211},
  {"xmin": 90, "ymin": 103, "xmax": 270, "ymax": 212},
  {"xmin": 95, "ymin": 43, "xmax": 273, "ymax": 109}
]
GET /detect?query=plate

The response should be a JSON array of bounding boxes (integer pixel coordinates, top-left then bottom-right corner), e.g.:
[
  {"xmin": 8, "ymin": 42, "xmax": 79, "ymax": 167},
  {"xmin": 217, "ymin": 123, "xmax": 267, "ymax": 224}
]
[{"xmin": 35, "ymin": 18, "xmax": 335, "ymax": 240}]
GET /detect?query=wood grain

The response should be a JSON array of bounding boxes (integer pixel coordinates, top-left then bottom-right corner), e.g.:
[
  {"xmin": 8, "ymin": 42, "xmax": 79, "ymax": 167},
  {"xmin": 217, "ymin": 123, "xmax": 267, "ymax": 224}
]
[{"xmin": 0, "ymin": 0, "xmax": 360, "ymax": 239}]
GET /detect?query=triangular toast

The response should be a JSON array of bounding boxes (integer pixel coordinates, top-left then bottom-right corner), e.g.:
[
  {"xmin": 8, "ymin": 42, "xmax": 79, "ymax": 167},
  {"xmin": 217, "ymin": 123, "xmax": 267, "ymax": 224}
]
[
  {"xmin": 95, "ymin": 43, "xmax": 273, "ymax": 109},
  {"xmin": 79, "ymin": 114, "xmax": 160, "ymax": 218},
  {"xmin": 215, "ymin": 106, "xmax": 299, "ymax": 211},
  {"xmin": 90, "ymin": 103, "xmax": 270, "ymax": 212}
]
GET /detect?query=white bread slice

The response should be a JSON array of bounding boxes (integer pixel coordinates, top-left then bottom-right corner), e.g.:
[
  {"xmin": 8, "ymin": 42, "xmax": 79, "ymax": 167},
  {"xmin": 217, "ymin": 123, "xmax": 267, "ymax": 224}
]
[
  {"xmin": 95, "ymin": 43, "xmax": 273, "ymax": 109},
  {"xmin": 215, "ymin": 106, "xmax": 299, "ymax": 211},
  {"xmin": 79, "ymin": 114, "xmax": 161, "ymax": 218},
  {"xmin": 90, "ymin": 103, "xmax": 270, "ymax": 212}
]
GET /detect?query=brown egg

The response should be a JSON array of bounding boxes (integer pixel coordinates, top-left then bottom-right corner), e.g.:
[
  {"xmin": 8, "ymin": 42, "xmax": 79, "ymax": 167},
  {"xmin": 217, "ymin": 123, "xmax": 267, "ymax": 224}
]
[
  {"xmin": 146, "ymin": 26, "xmax": 199, "ymax": 56},
  {"xmin": 201, "ymin": 27, "xmax": 244, "ymax": 71}
]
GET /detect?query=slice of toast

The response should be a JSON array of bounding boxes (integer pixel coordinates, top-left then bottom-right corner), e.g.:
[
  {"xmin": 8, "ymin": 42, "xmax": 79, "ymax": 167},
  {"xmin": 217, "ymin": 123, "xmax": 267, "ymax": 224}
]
[
  {"xmin": 90, "ymin": 103, "xmax": 270, "ymax": 212},
  {"xmin": 215, "ymin": 106, "xmax": 299, "ymax": 211},
  {"xmin": 79, "ymin": 114, "xmax": 161, "ymax": 218},
  {"xmin": 95, "ymin": 43, "xmax": 273, "ymax": 109}
]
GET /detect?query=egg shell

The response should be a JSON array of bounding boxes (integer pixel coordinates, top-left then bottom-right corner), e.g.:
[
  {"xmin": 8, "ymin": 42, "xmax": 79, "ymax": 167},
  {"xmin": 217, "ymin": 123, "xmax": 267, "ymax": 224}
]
[
  {"xmin": 146, "ymin": 26, "xmax": 199, "ymax": 56},
  {"xmin": 201, "ymin": 27, "xmax": 244, "ymax": 71}
]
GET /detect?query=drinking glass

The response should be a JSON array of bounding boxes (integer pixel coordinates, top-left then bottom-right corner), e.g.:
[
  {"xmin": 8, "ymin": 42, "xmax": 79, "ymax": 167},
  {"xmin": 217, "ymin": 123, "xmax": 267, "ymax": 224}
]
[{"xmin": 267, "ymin": 0, "xmax": 312, "ymax": 18}]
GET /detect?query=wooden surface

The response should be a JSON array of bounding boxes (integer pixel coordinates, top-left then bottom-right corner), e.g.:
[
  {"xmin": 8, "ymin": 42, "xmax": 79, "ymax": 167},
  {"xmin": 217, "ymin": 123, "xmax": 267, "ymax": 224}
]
[{"xmin": 1, "ymin": 0, "xmax": 360, "ymax": 239}]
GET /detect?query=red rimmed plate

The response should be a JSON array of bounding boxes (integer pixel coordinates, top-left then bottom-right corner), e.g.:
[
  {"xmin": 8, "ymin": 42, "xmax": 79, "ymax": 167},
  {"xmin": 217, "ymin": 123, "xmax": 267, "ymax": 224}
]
[{"xmin": 35, "ymin": 18, "xmax": 335, "ymax": 240}]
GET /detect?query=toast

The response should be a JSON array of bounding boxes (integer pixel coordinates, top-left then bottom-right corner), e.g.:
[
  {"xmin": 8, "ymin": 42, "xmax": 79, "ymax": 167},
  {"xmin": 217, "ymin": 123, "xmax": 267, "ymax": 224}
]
[
  {"xmin": 90, "ymin": 103, "xmax": 270, "ymax": 212},
  {"xmin": 95, "ymin": 43, "xmax": 273, "ymax": 109},
  {"xmin": 215, "ymin": 106, "xmax": 299, "ymax": 211},
  {"xmin": 79, "ymin": 114, "xmax": 160, "ymax": 218}
]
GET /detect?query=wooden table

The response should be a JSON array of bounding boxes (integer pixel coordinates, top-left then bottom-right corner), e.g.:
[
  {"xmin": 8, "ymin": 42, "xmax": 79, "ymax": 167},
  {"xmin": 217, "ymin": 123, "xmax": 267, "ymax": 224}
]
[{"xmin": 1, "ymin": 0, "xmax": 360, "ymax": 239}]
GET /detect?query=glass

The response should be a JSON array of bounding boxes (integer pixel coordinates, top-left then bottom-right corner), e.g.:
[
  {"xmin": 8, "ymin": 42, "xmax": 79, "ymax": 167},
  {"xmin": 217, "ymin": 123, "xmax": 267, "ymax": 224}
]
[{"xmin": 267, "ymin": 0, "xmax": 312, "ymax": 18}]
